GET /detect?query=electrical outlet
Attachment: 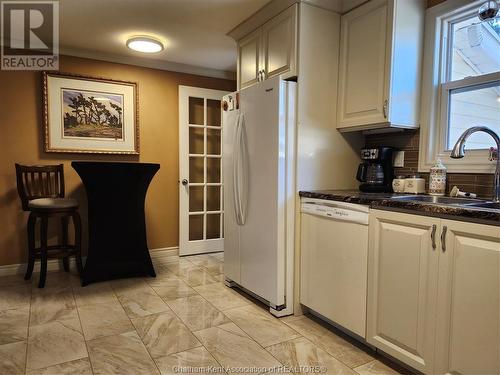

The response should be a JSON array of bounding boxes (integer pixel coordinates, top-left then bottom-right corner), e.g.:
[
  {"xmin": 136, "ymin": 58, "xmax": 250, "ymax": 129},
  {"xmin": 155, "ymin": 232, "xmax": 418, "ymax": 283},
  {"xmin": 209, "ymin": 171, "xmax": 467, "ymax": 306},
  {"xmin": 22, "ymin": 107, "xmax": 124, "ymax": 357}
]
[{"xmin": 393, "ymin": 151, "xmax": 405, "ymax": 167}]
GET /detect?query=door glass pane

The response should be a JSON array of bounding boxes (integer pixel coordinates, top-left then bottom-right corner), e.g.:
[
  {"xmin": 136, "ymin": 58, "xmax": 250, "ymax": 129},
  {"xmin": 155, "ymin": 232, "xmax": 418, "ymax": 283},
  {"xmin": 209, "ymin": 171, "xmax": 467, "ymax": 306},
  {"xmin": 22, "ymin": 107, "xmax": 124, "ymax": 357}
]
[
  {"xmin": 207, "ymin": 99, "xmax": 221, "ymax": 127},
  {"xmin": 189, "ymin": 127, "xmax": 204, "ymax": 155},
  {"xmin": 189, "ymin": 215, "xmax": 204, "ymax": 241},
  {"xmin": 206, "ymin": 213, "xmax": 220, "ymax": 239},
  {"xmin": 189, "ymin": 157, "xmax": 204, "ymax": 183},
  {"xmin": 189, "ymin": 97, "xmax": 204, "ymax": 125},
  {"xmin": 206, "ymin": 158, "xmax": 220, "ymax": 183},
  {"xmin": 206, "ymin": 186, "xmax": 220, "ymax": 211},
  {"xmin": 207, "ymin": 128, "xmax": 221, "ymax": 156},
  {"xmin": 189, "ymin": 186, "xmax": 204, "ymax": 212}
]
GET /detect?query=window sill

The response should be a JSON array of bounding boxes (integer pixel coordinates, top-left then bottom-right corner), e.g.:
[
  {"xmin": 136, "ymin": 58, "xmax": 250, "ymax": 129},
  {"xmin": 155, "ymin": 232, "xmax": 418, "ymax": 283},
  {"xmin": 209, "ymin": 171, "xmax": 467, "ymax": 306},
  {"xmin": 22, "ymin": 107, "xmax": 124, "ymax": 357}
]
[{"xmin": 418, "ymin": 158, "xmax": 496, "ymax": 174}]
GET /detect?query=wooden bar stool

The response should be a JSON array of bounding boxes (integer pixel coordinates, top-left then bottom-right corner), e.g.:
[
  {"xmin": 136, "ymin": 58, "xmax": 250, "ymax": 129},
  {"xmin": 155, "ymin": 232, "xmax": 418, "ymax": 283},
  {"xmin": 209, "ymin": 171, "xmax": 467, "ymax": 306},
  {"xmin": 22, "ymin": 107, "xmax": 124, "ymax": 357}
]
[{"xmin": 15, "ymin": 164, "xmax": 83, "ymax": 288}]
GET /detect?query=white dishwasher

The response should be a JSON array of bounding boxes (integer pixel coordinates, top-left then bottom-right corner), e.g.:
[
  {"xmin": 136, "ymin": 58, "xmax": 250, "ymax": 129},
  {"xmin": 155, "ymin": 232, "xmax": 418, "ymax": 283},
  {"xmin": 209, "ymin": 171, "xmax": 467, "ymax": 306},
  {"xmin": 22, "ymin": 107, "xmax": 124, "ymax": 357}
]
[{"xmin": 300, "ymin": 198, "xmax": 369, "ymax": 338}]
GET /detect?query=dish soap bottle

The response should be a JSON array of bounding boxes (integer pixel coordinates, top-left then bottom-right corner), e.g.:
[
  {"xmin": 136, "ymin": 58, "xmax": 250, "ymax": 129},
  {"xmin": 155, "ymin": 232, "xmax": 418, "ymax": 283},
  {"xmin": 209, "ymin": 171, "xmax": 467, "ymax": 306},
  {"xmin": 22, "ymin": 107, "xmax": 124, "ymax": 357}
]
[{"xmin": 429, "ymin": 159, "xmax": 446, "ymax": 196}]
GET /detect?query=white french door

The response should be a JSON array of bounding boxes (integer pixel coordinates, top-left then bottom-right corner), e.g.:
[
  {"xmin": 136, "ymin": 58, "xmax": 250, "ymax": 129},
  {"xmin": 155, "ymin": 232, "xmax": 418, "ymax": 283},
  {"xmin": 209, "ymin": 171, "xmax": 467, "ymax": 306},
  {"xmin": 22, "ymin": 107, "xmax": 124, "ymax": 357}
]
[{"xmin": 179, "ymin": 86, "xmax": 229, "ymax": 256}]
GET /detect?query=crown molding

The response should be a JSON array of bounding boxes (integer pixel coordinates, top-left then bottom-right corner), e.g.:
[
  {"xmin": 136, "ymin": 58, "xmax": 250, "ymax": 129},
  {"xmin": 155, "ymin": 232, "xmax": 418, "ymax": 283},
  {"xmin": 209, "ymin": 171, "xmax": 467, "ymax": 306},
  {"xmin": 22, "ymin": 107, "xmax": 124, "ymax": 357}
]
[
  {"xmin": 60, "ymin": 47, "xmax": 236, "ymax": 80},
  {"xmin": 227, "ymin": 0, "xmax": 297, "ymax": 40},
  {"xmin": 227, "ymin": 0, "xmax": 368, "ymax": 41}
]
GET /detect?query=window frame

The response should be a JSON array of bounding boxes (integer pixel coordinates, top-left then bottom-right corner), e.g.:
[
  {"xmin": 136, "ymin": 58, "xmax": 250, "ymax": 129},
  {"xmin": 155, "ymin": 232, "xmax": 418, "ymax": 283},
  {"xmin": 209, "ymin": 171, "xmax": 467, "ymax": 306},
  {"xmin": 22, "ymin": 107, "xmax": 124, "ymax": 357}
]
[{"xmin": 419, "ymin": 0, "xmax": 499, "ymax": 173}]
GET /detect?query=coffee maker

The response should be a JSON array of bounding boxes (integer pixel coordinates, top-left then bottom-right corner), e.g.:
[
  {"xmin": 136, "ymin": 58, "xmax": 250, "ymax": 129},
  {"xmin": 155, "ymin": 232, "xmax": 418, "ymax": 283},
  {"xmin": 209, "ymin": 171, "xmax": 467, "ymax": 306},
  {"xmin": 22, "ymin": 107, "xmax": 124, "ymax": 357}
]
[{"xmin": 356, "ymin": 147, "xmax": 394, "ymax": 193}]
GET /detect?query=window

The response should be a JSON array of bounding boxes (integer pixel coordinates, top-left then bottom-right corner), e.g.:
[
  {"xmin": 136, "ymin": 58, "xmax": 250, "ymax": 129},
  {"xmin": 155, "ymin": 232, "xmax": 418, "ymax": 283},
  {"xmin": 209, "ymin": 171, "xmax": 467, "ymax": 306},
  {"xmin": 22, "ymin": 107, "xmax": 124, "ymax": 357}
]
[
  {"xmin": 419, "ymin": 0, "xmax": 500, "ymax": 173},
  {"xmin": 446, "ymin": 81, "xmax": 500, "ymax": 150}
]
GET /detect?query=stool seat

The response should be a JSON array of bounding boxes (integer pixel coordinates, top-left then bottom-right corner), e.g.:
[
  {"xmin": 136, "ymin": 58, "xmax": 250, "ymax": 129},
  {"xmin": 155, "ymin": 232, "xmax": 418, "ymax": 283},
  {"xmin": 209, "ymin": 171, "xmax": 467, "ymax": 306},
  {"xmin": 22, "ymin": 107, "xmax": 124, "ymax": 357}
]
[{"xmin": 28, "ymin": 198, "xmax": 79, "ymax": 210}]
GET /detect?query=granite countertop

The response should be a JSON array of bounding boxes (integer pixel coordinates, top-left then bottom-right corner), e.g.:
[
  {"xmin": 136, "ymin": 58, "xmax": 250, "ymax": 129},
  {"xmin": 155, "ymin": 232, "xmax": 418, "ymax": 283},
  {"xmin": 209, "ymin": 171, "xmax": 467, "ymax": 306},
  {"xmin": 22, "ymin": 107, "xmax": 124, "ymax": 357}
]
[{"xmin": 299, "ymin": 190, "xmax": 500, "ymax": 226}]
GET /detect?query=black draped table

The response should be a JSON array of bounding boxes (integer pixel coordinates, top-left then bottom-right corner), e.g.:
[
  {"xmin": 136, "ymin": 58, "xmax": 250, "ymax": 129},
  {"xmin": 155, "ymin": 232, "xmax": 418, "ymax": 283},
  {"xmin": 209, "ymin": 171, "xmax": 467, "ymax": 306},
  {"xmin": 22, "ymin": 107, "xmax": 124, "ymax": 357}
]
[{"xmin": 72, "ymin": 161, "xmax": 159, "ymax": 286}]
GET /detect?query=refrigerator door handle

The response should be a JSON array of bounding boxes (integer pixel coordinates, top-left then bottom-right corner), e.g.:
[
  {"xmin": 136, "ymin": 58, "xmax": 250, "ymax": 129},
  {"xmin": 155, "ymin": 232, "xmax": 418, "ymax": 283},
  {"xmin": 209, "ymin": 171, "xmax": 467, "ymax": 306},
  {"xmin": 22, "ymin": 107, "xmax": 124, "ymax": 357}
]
[
  {"xmin": 233, "ymin": 113, "xmax": 244, "ymax": 225},
  {"xmin": 238, "ymin": 115, "xmax": 249, "ymax": 225},
  {"xmin": 233, "ymin": 114, "xmax": 242, "ymax": 225}
]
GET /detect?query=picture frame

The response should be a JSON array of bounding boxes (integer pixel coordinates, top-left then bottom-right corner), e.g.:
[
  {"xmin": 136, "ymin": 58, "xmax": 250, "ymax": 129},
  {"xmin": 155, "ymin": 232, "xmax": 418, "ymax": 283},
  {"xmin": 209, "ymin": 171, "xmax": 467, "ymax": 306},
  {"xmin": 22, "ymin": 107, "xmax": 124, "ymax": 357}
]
[{"xmin": 43, "ymin": 72, "xmax": 139, "ymax": 154}]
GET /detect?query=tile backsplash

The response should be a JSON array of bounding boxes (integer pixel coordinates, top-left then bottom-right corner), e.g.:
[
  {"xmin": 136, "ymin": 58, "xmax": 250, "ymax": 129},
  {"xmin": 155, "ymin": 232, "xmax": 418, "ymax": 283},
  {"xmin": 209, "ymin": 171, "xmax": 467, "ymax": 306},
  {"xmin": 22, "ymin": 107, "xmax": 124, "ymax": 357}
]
[{"xmin": 364, "ymin": 129, "xmax": 495, "ymax": 199}]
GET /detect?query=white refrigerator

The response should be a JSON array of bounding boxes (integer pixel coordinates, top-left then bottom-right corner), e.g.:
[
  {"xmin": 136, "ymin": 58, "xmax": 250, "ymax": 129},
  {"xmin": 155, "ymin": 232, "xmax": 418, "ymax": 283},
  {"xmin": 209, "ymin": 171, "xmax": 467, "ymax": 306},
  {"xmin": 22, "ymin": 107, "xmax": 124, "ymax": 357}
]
[{"xmin": 222, "ymin": 76, "xmax": 296, "ymax": 317}]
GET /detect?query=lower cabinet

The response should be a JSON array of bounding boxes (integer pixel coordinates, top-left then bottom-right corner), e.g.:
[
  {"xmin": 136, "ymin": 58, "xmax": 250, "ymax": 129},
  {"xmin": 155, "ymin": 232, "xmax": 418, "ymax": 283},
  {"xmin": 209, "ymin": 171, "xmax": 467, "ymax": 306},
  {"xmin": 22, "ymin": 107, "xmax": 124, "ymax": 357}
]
[
  {"xmin": 367, "ymin": 210, "xmax": 439, "ymax": 373},
  {"xmin": 368, "ymin": 210, "xmax": 500, "ymax": 375},
  {"xmin": 434, "ymin": 219, "xmax": 500, "ymax": 375}
]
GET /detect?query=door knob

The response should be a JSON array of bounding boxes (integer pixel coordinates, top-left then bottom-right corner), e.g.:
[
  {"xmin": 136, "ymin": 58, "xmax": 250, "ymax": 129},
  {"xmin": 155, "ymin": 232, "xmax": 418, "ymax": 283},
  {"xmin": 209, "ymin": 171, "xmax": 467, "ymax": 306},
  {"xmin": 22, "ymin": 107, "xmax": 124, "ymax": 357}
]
[{"xmin": 181, "ymin": 179, "xmax": 188, "ymax": 186}]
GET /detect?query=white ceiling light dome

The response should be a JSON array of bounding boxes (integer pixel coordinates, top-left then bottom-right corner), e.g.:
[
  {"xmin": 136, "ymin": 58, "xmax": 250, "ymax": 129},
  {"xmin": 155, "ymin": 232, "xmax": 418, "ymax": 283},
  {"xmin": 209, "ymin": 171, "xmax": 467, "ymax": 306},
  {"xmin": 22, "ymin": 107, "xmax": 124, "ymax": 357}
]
[{"xmin": 126, "ymin": 36, "xmax": 164, "ymax": 53}]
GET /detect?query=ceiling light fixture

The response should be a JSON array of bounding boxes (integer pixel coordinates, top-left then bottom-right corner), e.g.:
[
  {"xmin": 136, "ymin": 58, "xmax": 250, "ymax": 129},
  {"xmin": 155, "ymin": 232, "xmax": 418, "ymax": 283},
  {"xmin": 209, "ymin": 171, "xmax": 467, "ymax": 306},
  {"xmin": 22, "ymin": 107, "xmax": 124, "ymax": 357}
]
[{"xmin": 126, "ymin": 37, "xmax": 164, "ymax": 53}]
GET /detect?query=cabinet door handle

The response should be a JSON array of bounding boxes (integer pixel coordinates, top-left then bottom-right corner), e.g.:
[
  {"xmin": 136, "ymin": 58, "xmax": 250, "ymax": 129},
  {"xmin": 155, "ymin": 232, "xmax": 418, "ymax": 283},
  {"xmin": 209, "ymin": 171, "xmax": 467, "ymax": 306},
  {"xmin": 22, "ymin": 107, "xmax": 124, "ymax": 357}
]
[
  {"xmin": 441, "ymin": 225, "xmax": 448, "ymax": 252},
  {"xmin": 383, "ymin": 99, "xmax": 388, "ymax": 119},
  {"xmin": 431, "ymin": 224, "xmax": 437, "ymax": 250}
]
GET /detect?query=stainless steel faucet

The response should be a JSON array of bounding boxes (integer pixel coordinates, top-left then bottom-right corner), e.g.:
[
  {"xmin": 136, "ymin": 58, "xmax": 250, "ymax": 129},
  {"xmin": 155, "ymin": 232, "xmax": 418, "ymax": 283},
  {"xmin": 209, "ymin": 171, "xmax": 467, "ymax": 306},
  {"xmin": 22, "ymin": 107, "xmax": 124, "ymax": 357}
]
[{"xmin": 450, "ymin": 126, "xmax": 500, "ymax": 202}]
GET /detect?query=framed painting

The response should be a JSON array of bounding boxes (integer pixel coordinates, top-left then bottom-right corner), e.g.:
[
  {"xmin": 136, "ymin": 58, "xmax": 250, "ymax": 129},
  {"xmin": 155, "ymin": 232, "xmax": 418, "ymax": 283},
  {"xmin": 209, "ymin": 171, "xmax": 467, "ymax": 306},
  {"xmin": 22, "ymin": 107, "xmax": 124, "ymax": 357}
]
[{"xmin": 43, "ymin": 72, "xmax": 139, "ymax": 154}]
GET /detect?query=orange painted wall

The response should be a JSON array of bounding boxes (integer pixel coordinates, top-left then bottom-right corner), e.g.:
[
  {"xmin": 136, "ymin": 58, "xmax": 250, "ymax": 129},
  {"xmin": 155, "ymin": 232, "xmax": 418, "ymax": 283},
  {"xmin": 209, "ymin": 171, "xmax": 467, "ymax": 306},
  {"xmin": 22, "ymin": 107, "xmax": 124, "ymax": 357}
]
[{"xmin": 0, "ymin": 55, "xmax": 235, "ymax": 266}]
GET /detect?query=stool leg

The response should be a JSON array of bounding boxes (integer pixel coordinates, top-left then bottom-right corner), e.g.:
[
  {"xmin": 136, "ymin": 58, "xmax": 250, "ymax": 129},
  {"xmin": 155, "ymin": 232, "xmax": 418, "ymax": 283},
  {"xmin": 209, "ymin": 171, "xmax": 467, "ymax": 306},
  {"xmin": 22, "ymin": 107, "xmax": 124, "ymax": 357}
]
[
  {"xmin": 61, "ymin": 216, "xmax": 70, "ymax": 272},
  {"xmin": 38, "ymin": 216, "xmax": 48, "ymax": 288},
  {"xmin": 25, "ymin": 213, "xmax": 36, "ymax": 280},
  {"xmin": 72, "ymin": 212, "xmax": 83, "ymax": 275}
]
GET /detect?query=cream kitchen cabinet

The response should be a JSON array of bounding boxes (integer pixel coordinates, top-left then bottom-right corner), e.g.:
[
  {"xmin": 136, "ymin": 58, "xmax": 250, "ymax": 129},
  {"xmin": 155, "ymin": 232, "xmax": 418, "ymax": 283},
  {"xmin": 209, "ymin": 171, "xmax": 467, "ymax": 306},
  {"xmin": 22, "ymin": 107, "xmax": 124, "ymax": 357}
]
[
  {"xmin": 367, "ymin": 210, "xmax": 439, "ymax": 374},
  {"xmin": 434, "ymin": 219, "xmax": 500, "ymax": 375},
  {"xmin": 237, "ymin": 4, "xmax": 297, "ymax": 89},
  {"xmin": 238, "ymin": 28, "xmax": 263, "ymax": 89},
  {"xmin": 368, "ymin": 209, "xmax": 500, "ymax": 374},
  {"xmin": 337, "ymin": 0, "xmax": 424, "ymax": 131}
]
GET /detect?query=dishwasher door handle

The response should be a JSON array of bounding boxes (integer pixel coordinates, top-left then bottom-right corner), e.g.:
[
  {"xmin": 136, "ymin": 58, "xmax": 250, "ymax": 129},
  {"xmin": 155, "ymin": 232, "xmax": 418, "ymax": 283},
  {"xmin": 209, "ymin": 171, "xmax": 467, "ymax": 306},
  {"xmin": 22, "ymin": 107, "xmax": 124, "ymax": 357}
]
[{"xmin": 301, "ymin": 204, "xmax": 369, "ymax": 225}]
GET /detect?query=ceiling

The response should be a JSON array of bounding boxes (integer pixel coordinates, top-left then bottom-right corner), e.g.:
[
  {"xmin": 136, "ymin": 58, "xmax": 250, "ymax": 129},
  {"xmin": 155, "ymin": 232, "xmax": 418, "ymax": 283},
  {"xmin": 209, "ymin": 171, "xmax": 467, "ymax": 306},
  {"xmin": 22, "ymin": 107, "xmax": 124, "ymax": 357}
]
[
  {"xmin": 58, "ymin": 0, "xmax": 272, "ymax": 78},
  {"xmin": 3, "ymin": 0, "xmax": 371, "ymax": 78}
]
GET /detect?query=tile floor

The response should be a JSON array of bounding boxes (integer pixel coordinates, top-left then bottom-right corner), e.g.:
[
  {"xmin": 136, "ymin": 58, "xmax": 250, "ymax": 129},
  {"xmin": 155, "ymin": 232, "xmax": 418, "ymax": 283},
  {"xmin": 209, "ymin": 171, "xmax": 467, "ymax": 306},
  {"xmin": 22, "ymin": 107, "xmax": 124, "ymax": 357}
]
[{"xmin": 0, "ymin": 252, "xmax": 411, "ymax": 375}]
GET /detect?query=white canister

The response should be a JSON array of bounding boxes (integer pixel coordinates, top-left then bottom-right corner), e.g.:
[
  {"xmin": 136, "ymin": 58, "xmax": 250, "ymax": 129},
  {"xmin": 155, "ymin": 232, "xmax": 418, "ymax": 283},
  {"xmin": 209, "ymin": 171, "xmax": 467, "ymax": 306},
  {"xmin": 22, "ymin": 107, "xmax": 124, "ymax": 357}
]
[
  {"xmin": 392, "ymin": 175, "xmax": 406, "ymax": 193},
  {"xmin": 429, "ymin": 159, "xmax": 447, "ymax": 196},
  {"xmin": 404, "ymin": 175, "xmax": 426, "ymax": 194}
]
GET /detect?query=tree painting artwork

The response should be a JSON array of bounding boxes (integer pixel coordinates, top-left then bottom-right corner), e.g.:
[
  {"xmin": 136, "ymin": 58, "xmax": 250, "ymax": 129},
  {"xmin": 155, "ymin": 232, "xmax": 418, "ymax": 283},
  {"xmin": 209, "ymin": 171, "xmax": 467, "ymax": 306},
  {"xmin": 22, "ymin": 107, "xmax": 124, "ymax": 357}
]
[
  {"xmin": 44, "ymin": 72, "xmax": 138, "ymax": 154},
  {"xmin": 62, "ymin": 89, "xmax": 124, "ymax": 139}
]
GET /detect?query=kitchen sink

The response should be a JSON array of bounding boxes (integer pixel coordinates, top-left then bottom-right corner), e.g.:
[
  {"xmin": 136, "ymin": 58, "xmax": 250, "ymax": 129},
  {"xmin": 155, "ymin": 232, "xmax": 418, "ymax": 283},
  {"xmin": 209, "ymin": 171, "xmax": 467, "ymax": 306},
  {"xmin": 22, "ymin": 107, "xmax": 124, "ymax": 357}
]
[
  {"xmin": 465, "ymin": 202, "xmax": 500, "ymax": 210},
  {"xmin": 390, "ymin": 195, "xmax": 485, "ymax": 205}
]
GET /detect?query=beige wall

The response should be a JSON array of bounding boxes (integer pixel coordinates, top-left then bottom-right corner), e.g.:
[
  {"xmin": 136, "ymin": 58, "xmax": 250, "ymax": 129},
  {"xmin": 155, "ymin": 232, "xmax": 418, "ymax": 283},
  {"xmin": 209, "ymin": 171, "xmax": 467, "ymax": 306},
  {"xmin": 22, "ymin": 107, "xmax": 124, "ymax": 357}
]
[{"xmin": 0, "ymin": 55, "xmax": 235, "ymax": 266}]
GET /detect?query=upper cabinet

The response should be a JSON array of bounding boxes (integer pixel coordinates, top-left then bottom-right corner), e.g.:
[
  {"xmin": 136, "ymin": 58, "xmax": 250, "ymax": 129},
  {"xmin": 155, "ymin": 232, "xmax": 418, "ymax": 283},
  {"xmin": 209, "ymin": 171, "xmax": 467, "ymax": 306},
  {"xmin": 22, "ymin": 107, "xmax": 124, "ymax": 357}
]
[
  {"xmin": 337, "ymin": 0, "xmax": 425, "ymax": 132},
  {"xmin": 237, "ymin": 4, "xmax": 297, "ymax": 89},
  {"xmin": 238, "ymin": 28, "xmax": 263, "ymax": 89},
  {"xmin": 262, "ymin": 6, "xmax": 297, "ymax": 80}
]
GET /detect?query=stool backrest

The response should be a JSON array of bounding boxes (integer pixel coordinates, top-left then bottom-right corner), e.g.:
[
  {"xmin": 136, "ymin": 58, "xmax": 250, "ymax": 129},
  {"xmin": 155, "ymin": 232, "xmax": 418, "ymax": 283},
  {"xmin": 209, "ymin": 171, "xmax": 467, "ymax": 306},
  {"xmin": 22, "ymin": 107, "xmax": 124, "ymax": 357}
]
[{"xmin": 15, "ymin": 164, "xmax": 65, "ymax": 211}]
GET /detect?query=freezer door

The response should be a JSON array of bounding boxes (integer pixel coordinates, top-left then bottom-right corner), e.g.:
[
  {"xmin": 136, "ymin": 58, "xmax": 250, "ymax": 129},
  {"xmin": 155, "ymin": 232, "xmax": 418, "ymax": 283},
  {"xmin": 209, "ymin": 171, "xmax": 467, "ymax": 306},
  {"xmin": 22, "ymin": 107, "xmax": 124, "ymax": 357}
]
[
  {"xmin": 222, "ymin": 96, "xmax": 240, "ymax": 284},
  {"xmin": 238, "ymin": 76, "xmax": 288, "ymax": 307}
]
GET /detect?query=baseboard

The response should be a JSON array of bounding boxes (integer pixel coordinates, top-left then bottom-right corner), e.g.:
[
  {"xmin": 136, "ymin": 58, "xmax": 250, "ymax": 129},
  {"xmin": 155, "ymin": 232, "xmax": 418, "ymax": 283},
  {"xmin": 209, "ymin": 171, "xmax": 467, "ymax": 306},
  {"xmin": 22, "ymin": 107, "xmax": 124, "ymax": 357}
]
[
  {"xmin": 149, "ymin": 246, "xmax": 179, "ymax": 258},
  {"xmin": 0, "ymin": 246, "xmax": 179, "ymax": 277},
  {"xmin": 0, "ymin": 257, "xmax": 85, "ymax": 278}
]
